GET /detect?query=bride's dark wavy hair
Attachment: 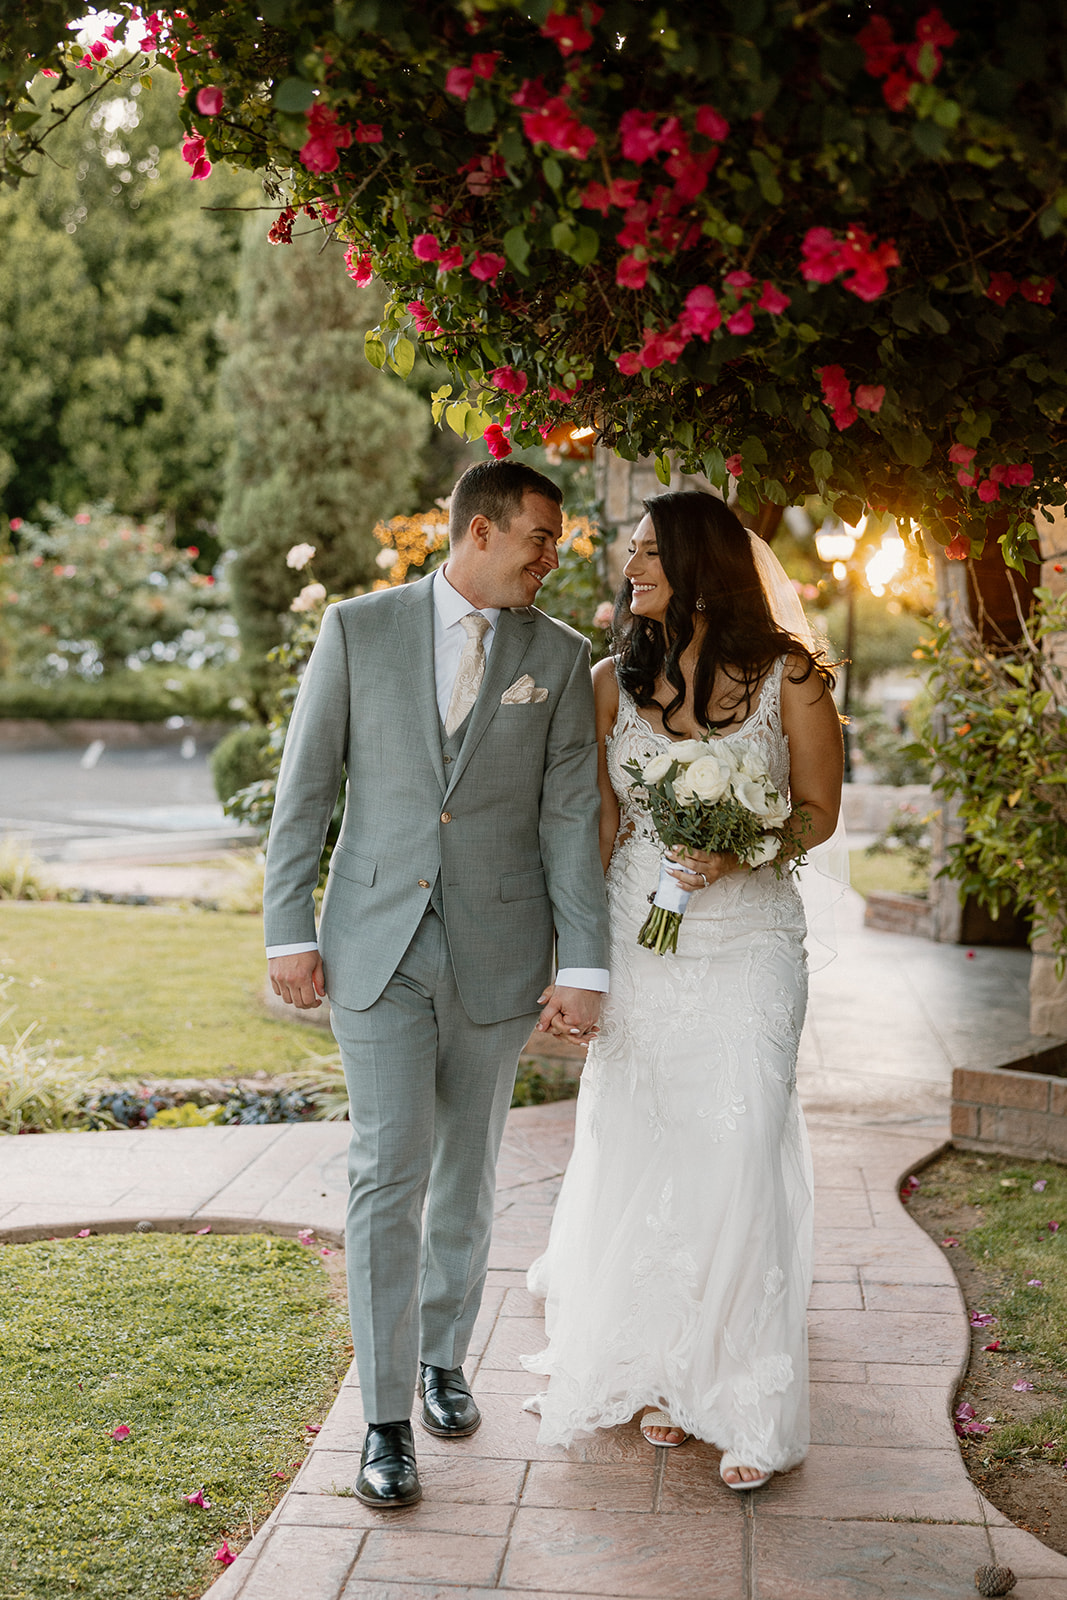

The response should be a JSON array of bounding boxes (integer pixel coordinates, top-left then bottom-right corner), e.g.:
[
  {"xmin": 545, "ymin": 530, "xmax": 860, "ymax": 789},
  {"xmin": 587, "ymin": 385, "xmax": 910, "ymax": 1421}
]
[{"xmin": 614, "ymin": 491, "xmax": 835, "ymax": 735}]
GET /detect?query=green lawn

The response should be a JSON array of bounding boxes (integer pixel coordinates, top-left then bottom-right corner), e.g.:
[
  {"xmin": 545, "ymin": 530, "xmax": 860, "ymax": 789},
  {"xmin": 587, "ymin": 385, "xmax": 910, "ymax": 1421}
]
[
  {"xmin": 847, "ymin": 848, "xmax": 927, "ymax": 900},
  {"xmin": 0, "ymin": 1231, "xmax": 349, "ymax": 1600},
  {"xmin": 0, "ymin": 903, "xmax": 333, "ymax": 1082}
]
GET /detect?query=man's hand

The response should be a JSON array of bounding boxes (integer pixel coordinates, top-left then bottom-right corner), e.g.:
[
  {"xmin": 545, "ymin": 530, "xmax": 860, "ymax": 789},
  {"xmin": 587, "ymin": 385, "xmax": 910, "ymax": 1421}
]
[
  {"xmin": 535, "ymin": 985, "xmax": 601, "ymax": 1045},
  {"xmin": 269, "ymin": 951, "xmax": 326, "ymax": 1010}
]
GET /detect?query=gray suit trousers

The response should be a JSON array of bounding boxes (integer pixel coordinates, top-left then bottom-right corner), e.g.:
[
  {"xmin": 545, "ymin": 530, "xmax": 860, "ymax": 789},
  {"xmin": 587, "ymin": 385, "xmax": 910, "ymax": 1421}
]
[{"xmin": 330, "ymin": 906, "xmax": 538, "ymax": 1423}]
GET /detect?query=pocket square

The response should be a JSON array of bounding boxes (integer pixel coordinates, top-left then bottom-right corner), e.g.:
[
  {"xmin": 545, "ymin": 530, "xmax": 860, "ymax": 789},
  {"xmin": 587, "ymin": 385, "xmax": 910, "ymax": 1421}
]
[{"xmin": 501, "ymin": 674, "xmax": 549, "ymax": 705}]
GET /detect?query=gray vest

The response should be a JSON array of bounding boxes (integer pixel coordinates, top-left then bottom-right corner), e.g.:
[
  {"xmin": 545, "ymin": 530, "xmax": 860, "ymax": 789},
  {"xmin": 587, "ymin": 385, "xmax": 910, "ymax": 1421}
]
[{"xmin": 429, "ymin": 709, "xmax": 473, "ymax": 916}]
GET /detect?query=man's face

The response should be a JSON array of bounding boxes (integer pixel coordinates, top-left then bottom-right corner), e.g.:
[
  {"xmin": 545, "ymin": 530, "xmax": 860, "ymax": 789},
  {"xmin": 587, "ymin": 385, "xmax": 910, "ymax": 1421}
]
[{"xmin": 477, "ymin": 491, "xmax": 562, "ymax": 609}]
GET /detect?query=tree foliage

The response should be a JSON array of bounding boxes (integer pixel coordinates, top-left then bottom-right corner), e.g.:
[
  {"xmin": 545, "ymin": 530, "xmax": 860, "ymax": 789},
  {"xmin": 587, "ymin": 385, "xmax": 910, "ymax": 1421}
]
[
  {"xmin": 3, "ymin": 2, "xmax": 1066, "ymax": 566},
  {"xmin": 0, "ymin": 67, "xmax": 252, "ymax": 546}
]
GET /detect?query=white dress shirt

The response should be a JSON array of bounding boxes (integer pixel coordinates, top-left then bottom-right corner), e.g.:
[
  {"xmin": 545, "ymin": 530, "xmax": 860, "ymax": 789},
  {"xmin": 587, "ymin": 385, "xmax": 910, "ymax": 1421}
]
[{"xmin": 267, "ymin": 566, "xmax": 608, "ymax": 993}]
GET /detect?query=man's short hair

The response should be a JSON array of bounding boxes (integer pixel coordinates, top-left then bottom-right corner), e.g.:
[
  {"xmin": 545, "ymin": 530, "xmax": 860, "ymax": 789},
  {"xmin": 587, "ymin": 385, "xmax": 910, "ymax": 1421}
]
[{"xmin": 448, "ymin": 461, "xmax": 563, "ymax": 544}]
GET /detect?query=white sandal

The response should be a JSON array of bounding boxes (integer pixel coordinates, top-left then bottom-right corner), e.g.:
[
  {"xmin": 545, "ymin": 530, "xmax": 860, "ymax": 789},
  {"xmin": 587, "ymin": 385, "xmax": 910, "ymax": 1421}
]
[
  {"xmin": 719, "ymin": 1451, "xmax": 772, "ymax": 1491},
  {"xmin": 640, "ymin": 1408, "xmax": 690, "ymax": 1447}
]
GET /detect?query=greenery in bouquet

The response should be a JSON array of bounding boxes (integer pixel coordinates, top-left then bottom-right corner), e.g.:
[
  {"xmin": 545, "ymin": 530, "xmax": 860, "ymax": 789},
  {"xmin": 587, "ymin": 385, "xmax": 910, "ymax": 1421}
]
[{"xmin": 624, "ymin": 736, "xmax": 792, "ymax": 953}]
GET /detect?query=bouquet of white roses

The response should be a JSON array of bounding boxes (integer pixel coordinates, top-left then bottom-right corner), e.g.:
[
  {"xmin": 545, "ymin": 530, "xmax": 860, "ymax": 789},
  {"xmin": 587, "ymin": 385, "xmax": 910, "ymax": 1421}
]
[{"xmin": 623, "ymin": 735, "xmax": 794, "ymax": 955}]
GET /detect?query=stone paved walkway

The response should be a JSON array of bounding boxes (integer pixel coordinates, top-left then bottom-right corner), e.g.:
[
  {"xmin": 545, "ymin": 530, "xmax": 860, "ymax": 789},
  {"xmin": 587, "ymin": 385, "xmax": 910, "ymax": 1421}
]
[{"xmin": 4, "ymin": 890, "xmax": 1067, "ymax": 1597}]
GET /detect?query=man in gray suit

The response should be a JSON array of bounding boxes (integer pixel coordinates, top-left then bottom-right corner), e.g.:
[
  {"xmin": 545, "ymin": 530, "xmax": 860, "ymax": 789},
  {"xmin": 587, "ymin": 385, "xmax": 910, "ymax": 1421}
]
[{"xmin": 264, "ymin": 461, "xmax": 610, "ymax": 1507}]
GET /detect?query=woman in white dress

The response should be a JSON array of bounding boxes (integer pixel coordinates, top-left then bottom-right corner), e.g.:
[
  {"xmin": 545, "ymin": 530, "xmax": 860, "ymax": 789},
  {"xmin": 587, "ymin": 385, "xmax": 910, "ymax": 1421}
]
[{"xmin": 524, "ymin": 490, "xmax": 843, "ymax": 1490}]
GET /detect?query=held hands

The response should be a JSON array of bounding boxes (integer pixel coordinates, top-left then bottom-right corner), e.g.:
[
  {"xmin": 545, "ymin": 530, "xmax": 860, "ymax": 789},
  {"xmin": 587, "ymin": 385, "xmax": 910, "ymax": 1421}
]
[
  {"xmin": 536, "ymin": 985, "xmax": 601, "ymax": 1047},
  {"xmin": 268, "ymin": 951, "xmax": 326, "ymax": 1010},
  {"xmin": 666, "ymin": 847, "xmax": 742, "ymax": 891}
]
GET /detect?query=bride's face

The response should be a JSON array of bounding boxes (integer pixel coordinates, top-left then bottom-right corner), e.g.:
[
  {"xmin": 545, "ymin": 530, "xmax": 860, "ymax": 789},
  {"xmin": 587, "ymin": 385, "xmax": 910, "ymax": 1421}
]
[{"xmin": 623, "ymin": 515, "xmax": 673, "ymax": 623}]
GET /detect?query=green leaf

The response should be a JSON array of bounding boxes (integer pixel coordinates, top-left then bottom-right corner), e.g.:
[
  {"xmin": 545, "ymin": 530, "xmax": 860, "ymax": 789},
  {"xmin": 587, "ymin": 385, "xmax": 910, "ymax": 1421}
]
[
  {"xmin": 933, "ymin": 97, "xmax": 961, "ymax": 129},
  {"xmin": 654, "ymin": 454, "xmax": 672, "ymax": 486},
  {"xmin": 363, "ymin": 330, "xmax": 387, "ymax": 370},
  {"xmin": 885, "ymin": 430, "xmax": 932, "ymax": 468},
  {"xmin": 542, "ymin": 157, "xmax": 563, "ymax": 191},
  {"xmin": 390, "ymin": 336, "xmax": 416, "ymax": 379},
  {"xmin": 740, "ymin": 435, "xmax": 768, "ymax": 466},
  {"xmin": 702, "ymin": 446, "xmax": 726, "ymax": 488},
  {"xmin": 502, "ymin": 226, "xmax": 530, "ymax": 275},
  {"xmin": 749, "ymin": 149, "xmax": 783, "ymax": 206},
  {"xmin": 572, "ymin": 225, "xmax": 600, "ymax": 266},
  {"xmin": 809, "ymin": 448, "xmax": 833, "ymax": 482},
  {"xmin": 445, "ymin": 402, "xmax": 471, "ymax": 436},
  {"xmin": 261, "ymin": 0, "xmax": 290, "ymax": 20},
  {"xmin": 912, "ymin": 119, "xmax": 946, "ymax": 158},
  {"xmin": 465, "ymin": 94, "xmax": 495, "ymax": 135},
  {"xmin": 273, "ymin": 77, "xmax": 316, "ymax": 114},
  {"xmin": 551, "ymin": 221, "xmax": 577, "ymax": 255},
  {"xmin": 11, "ymin": 111, "xmax": 42, "ymax": 133},
  {"xmin": 1039, "ymin": 208, "xmax": 1062, "ymax": 240}
]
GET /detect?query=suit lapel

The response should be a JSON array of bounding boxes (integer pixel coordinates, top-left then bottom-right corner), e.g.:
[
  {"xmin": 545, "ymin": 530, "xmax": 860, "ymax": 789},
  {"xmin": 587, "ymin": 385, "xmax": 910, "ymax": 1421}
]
[
  {"xmin": 445, "ymin": 606, "xmax": 535, "ymax": 797},
  {"xmin": 396, "ymin": 576, "xmax": 447, "ymax": 794}
]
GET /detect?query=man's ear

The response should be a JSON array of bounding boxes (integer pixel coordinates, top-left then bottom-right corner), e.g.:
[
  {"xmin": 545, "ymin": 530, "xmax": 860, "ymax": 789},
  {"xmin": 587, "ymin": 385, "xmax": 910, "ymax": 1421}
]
[{"xmin": 467, "ymin": 513, "xmax": 492, "ymax": 550}]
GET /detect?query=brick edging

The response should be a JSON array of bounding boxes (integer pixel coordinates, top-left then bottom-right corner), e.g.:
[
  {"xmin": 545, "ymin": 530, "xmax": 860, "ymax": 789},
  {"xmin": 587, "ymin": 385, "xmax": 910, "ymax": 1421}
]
[{"xmin": 952, "ymin": 1062, "xmax": 1067, "ymax": 1159}]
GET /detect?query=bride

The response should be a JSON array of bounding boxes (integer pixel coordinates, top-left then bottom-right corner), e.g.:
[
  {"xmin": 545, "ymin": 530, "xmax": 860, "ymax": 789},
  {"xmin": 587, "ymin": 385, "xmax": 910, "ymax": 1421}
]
[{"xmin": 524, "ymin": 490, "xmax": 844, "ymax": 1490}]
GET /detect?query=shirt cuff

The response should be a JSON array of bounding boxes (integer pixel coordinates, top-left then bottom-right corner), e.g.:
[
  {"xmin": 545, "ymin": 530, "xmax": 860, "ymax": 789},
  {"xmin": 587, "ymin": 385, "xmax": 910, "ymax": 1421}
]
[
  {"xmin": 266, "ymin": 941, "xmax": 319, "ymax": 959},
  {"xmin": 555, "ymin": 967, "xmax": 610, "ymax": 993}
]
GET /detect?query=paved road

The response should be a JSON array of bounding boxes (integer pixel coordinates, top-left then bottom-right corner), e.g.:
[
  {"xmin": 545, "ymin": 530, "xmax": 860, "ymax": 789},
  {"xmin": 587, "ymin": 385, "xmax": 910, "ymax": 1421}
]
[{"xmin": 0, "ymin": 744, "xmax": 248, "ymax": 860}]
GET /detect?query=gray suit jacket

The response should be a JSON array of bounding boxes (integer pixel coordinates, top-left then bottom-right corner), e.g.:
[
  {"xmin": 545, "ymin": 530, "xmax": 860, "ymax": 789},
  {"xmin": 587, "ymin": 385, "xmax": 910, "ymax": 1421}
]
[{"xmin": 263, "ymin": 574, "xmax": 610, "ymax": 1024}]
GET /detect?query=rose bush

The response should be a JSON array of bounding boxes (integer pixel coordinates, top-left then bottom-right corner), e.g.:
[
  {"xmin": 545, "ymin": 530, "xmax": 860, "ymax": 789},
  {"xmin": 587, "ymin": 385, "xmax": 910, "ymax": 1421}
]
[{"xmin": 2, "ymin": 3, "xmax": 1066, "ymax": 564}]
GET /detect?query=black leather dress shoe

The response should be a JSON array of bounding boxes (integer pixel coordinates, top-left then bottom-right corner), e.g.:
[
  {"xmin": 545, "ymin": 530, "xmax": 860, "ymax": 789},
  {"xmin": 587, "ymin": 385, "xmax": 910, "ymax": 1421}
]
[
  {"xmin": 418, "ymin": 1363, "xmax": 481, "ymax": 1437},
  {"xmin": 354, "ymin": 1421, "xmax": 422, "ymax": 1508}
]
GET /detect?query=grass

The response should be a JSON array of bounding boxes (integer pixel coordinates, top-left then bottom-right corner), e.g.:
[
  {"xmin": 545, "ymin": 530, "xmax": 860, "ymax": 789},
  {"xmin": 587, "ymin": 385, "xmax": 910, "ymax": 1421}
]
[
  {"xmin": 914, "ymin": 1148, "xmax": 1067, "ymax": 1462},
  {"xmin": 0, "ymin": 1231, "xmax": 349, "ymax": 1600},
  {"xmin": 847, "ymin": 847, "xmax": 927, "ymax": 899},
  {"xmin": 0, "ymin": 903, "xmax": 333, "ymax": 1082}
]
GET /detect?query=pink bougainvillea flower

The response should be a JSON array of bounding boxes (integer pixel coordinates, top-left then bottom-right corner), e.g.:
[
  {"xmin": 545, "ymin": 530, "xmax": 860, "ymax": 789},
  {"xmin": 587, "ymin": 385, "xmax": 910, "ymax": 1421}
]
[
  {"xmin": 412, "ymin": 234, "xmax": 442, "ymax": 263},
  {"xmin": 985, "ymin": 272, "xmax": 1016, "ymax": 306},
  {"xmin": 297, "ymin": 1228, "xmax": 315, "ymax": 1246},
  {"xmin": 725, "ymin": 306, "xmax": 755, "ymax": 336},
  {"xmin": 319, "ymin": 1246, "xmax": 334, "ymax": 1257},
  {"xmin": 1013, "ymin": 1379, "xmax": 1035, "ymax": 1390},
  {"xmin": 679, "ymin": 285, "xmax": 721, "ymax": 339},
  {"xmin": 977, "ymin": 480, "xmax": 1000, "ymax": 503},
  {"xmin": 899, "ymin": 1174, "xmax": 921, "ymax": 1200},
  {"xmin": 214, "ymin": 1542, "xmax": 236, "ymax": 1567},
  {"xmin": 184, "ymin": 1488, "xmax": 212, "ymax": 1507},
  {"xmin": 617, "ymin": 253, "xmax": 649, "ymax": 290},
  {"xmin": 406, "ymin": 301, "xmax": 442, "ymax": 335},
  {"xmin": 542, "ymin": 11, "xmax": 595, "ymax": 55},
  {"xmin": 817, "ymin": 364, "xmax": 851, "ymax": 407},
  {"xmin": 1020, "ymin": 276, "xmax": 1055, "ymax": 305},
  {"xmin": 512, "ymin": 77, "xmax": 550, "ymax": 110},
  {"xmin": 843, "ymin": 229, "xmax": 900, "ymax": 301},
  {"xmin": 640, "ymin": 322, "xmax": 687, "ymax": 368},
  {"xmin": 520, "ymin": 98, "xmax": 596, "ymax": 158},
  {"xmin": 483, "ymin": 424, "xmax": 512, "ymax": 459},
  {"xmin": 471, "ymin": 51, "xmax": 500, "ymax": 79},
  {"xmin": 881, "ymin": 67, "xmax": 914, "ymax": 112},
  {"xmin": 615, "ymin": 350, "xmax": 644, "ymax": 375},
  {"xmin": 983, "ymin": 1339, "xmax": 1001, "ymax": 1351},
  {"xmin": 195, "ymin": 86, "xmax": 223, "ymax": 116},
  {"xmin": 941, "ymin": 1237, "xmax": 960, "ymax": 1247},
  {"xmin": 619, "ymin": 109, "xmax": 662, "ymax": 164},
  {"xmin": 469, "ymin": 252, "xmax": 506, "ymax": 283},
  {"xmin": 666, "ymin": 150, "xmax": 717, "ymax": 203},
  {"xmin": 800, "ymin": 227, "xmax": 847, "ymax": 285},
  {"xmin": 993, "ymin": 463, "xmax": 1034, "ymax": 487},
  {"xmin": 305, "ymin": 1422, "xmax": 322, "ymax": 1434},
  {"xmin": 436, "ymin": 246, "xmax": 464, "ymax": 273},
  {"xmin": 857, "ymin": 14, "xmax": 900, "ymax": 78},
  {"xmin": 723, "ymin": 270, "xmax": 754, "ymax": 291},
  {"xmin": 948, "ymin": 443, "xmax": 976, "ymax": 464},
  {"xmin": 40, "ymin": 67, "xmax": 59, "ymax": 78},
  {"xmin": 854, "ymin": 384, "xmax": 886, "ymax": 412},
  {"xmin": 445, "ymin": 65, "xmax": 475, "ymax": 100},
  {"xmin": 77, "ymin": 1228, "xmax": 91, "ymax": 1238},
  {"xmin": 195, "ymin": 1226, "xmax": 211, "ymax": 1236},
  {"xmin": 969, "ymin": 1311, "xmax": 997, "ymax": 1327},
  {"xmin": 1049, "ymin": 1220, "xmax": 1061, "ymax": 1232},
  {"xmin": 956, "ymin": 469, "xmax": 977, "ymax": 488},
  {"xmin": 758, "ymin": 282, "xmax": 791, "ymax": 315},
  {"xmin": 695, "ymin": 104, "xmax": 730, "ymax": 142},
  {"xmin": 353, "ymin": 122, "xmax": 383, "ymax": 144},
  {"xmin": 916, "ymin": 6, "xmax": 958, "ymax": 48},
  {"xmin": 111, "ymin": 1424, "xmax": 131, "ymax": 1441},
  {"xmin": 1027, "ymin": 1279, "xmax": 1043, "ymax": 1288},
  {"xmin": 616, "ymin": 202, "xmax": 651, "ymax": 250},
  {"xmin": 181, "ymin": 133, "xmax": 212, "ymax": 180},
  {"xmin": 271, "ymin": 1470, "xmax": 287, "ymax": 1480},
  {"xmin": 489, "ymin": 365, "xmax": 529, "ymax": 396},
  {"xmin": 299, "ymin": 104, "xmax": 353, "ymax": 175},
  {"xmin": 548, "ymin": 379, "xmax": 582, "ymax": 402},
  {"xmin": 725, "ymin": 454, "xmax": 743, "ymax": 477},
  {"xmin": 1034, "ymin": 1179, "xmax": 1048, "ymax": 1191}
]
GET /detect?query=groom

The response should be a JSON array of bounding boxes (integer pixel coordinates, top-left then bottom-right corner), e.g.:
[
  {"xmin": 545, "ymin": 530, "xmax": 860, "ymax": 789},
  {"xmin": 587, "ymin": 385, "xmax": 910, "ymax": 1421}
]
[{"xmin": 263, "ymin": 461, "xmax": 610, "ymax": 1507}]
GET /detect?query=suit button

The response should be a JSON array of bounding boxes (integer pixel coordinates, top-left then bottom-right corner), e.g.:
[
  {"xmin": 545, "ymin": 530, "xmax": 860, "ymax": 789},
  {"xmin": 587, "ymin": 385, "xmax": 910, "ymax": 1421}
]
[
  {"xmin": 443, "ymin": 754, "xmax": 452, "ymax": 763},
  {"xmin": 440, "ymin": 812, "xmax": 451, "ymax": 824},
  {"xmin": 418, "ymin": 879, "xmax": 430, "ymax": 888}
]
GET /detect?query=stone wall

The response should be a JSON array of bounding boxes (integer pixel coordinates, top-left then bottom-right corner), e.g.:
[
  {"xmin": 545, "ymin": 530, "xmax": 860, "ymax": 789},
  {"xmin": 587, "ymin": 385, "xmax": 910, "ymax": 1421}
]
[{"xmin": 952, "ymin": 1058, "xmax": 1067, "ymax": 1160}]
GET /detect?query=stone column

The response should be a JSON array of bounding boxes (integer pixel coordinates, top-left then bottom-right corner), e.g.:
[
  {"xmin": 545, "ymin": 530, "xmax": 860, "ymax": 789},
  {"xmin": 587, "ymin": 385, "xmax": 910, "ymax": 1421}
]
[{"xmin": 1030, "ymin": 506, "xmax": 1067, "ymax": 1034}]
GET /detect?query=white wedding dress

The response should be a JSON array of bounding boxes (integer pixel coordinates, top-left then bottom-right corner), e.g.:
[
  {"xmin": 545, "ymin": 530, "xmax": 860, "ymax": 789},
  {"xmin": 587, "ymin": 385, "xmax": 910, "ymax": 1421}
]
[{"xmin": 524, "ymin": 658, "xmax": 814, "ymax": 1472}]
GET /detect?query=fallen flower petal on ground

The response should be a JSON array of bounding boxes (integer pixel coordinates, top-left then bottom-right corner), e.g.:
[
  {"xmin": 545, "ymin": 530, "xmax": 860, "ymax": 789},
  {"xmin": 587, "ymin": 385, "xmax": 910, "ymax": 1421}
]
[
  {"xmin": 214, "ymin": 1542, "xmax": 236, "ymax": 1566},
  {"xmin": 111, "ymin": 1424, "xmax": 131, "ymax": 1441}
]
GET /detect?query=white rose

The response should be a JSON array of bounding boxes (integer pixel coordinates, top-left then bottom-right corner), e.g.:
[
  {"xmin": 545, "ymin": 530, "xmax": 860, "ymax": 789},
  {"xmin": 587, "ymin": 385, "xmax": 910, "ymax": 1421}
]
[
  {"xmin": 731, "ymin": 775, "xmax": 773, "ymax": 815},
  {"xmin": 718, "ymin": 739, "xmax": 766, "ymax": 780},
  {"xmin": 286, "ymin": 542, "xmax": 317, "ymax": 570},
  {"xmin": 669, "ymin": 738, "xmax": 708, "ymax": 765},
  {"xmin": 685, "ymin": 755, "xmax": 731, "ymax": 804},
  {"xmin": 672, "ymin": 770, "xmax": 698, "ymax": 806},
  {"xmin": 290, "ymin": 581, "xmax": 327, "ymax": 613},
  {"xmin": 761, "ymin": 789, "xmax": 791, "ymax": 827},
  {"xmin": 375, "ymin": 547, "xmax": 400, "ymax": 569},
  {"xmin": 641, "ymin": 752, "xmax": 675, "ymax": 784},
  {"xmin": 747, "ymin": 834, "xmax": 781, "ymax": 867}
]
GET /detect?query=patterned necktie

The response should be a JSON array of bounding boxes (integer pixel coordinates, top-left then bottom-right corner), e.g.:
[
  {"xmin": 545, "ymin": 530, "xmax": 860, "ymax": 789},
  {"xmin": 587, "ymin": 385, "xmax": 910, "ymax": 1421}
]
[{"xmin": 444, "ymin": 611, "xmax": 491, "ymax": 735}]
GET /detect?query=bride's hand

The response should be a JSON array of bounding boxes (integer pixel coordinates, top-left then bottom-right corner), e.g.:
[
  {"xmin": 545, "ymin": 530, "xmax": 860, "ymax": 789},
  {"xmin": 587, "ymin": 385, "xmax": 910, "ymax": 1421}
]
[{"xmin": 667, "ymin": 848, "xmax": 741, "ymax": 889}]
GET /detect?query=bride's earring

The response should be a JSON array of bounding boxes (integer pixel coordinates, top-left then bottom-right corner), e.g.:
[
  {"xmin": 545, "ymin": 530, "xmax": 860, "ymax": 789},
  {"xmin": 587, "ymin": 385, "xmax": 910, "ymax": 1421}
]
[{"xmin": 696, "ymin": 596, "xmax": 706, "ymax": 613}]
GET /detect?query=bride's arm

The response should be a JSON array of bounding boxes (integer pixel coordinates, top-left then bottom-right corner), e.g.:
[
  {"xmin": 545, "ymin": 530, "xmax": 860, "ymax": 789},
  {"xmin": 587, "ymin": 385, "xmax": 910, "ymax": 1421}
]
[
  {"xmin": 780, "ymin": 656, "xmax": 844, "ymax": 853},
  {"xmin": 592, "ymin": 657, "xmax": 621, "ymax": 873}
]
